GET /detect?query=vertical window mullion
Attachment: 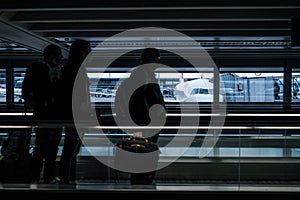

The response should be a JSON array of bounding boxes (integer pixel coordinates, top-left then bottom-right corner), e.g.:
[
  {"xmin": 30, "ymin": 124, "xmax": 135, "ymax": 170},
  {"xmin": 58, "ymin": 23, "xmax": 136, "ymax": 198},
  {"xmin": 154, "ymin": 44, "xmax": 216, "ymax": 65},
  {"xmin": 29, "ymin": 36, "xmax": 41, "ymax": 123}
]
[
  {"xmin": 284, "ymin": 60, "xmax": 292, "ymax": 108},
  {"xmin": 6, "ymin": 61, "xmax": 14, "ymax": 107}
]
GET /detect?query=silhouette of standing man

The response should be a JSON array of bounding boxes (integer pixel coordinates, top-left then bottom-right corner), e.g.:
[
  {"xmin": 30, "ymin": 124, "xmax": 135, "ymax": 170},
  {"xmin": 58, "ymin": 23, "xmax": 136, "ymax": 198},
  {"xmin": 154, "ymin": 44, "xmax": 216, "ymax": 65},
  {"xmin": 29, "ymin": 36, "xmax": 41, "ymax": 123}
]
[
  {"xmin": 114, "ymin": 48, "xmax": 166, "ymax": 184},
  {"xmin": 22, "ymin": 44, "xmax": 63, "ymax": 183},
  {"xmin": 56, "ymin": 39, "xmax": 91, "ymax": 184}
]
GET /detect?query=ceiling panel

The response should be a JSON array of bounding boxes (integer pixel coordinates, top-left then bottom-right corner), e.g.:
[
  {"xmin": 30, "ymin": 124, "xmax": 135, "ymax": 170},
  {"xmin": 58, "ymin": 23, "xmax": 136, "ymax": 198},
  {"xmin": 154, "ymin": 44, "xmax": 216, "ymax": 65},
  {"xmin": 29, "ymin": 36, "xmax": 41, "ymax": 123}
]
[{"xmin": 0, "ymin": 0, "xmax": 300, "ymax": 58}]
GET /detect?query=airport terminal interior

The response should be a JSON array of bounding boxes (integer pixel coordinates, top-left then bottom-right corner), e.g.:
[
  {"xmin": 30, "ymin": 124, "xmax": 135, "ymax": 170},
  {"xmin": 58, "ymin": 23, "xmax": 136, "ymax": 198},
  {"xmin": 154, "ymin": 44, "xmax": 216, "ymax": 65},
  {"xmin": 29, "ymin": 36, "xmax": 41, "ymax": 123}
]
[{"xmin": 1, "ymin": 1, "xmax": 300, "ymax": 199}]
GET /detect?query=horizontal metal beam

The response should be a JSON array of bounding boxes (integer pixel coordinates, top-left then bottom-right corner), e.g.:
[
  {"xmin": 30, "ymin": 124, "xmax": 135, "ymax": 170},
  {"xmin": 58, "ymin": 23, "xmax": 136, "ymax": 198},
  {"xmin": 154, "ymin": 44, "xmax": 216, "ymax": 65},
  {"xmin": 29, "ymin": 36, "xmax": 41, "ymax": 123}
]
[
  {"xmin": 42, "ymin": 30, "xmax": 291, "ymax": 38},
  {"xmin": 0, "ymin": 19, "xmax": 69, "ymax": 57},
  {"xmin": 1, "ymin": 0, "xmax": 300, "ymax": 11},
  {"xmin": 28, "ymin": 21, "xmax": 291, "ymax": 32},
  {"xmin": 10, "ymin": 9, "xmax": 299, "ymax": 23}
]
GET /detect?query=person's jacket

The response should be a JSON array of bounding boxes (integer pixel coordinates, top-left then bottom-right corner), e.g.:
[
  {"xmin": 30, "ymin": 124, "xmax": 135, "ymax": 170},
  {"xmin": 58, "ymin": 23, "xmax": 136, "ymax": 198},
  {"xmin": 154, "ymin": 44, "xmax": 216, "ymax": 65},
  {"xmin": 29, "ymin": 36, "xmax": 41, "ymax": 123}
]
[
  {"xmin": 22, "ymin": 61, "xmax": 60, "ymax": 120},
  {"xmin": 114, "ymin": 67, "xmax": 165, "ymax": 143}
]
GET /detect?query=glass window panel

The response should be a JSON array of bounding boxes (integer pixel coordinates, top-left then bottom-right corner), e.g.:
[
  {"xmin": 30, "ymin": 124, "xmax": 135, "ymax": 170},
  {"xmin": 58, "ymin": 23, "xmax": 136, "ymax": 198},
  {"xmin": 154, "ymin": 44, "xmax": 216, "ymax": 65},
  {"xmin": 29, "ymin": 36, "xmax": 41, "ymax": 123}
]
[
  {"xmin": 14, "ymin": 68, "xmax": 26, "ymax": 103},
  {"xmin": 292, "ymin": 72, "xmax": 300, "ymax": 102},
  {"xmin": 0, "ymin": 69, "xmax": 5, "ymax": 102},
  {"xmin": 240, "ymin": 129, "xmax": 285, "ymax": 158},
  {"xmin": 220, "ymin": 72, "xmax": 283, "ymax": 102},
  {"xmin": 88, "ymin": 71, "xmax": 216, "ymax": 103}
]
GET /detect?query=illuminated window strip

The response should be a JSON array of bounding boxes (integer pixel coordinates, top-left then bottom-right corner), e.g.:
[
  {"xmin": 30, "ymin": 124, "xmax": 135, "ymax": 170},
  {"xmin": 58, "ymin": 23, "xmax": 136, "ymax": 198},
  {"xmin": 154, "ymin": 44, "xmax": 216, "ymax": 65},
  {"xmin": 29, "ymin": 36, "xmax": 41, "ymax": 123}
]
[
  {"xmin": 90, "ymin": 126, "xmax": 298, "ymax": 130},
  {"xmin": 0, "ymin": 113, "xmax": 33, "ymax": 116},
  {"xmin": 112, "ymin": 113, "xmax": 300, "ymax": 117},
  {"xmin": 0, "ymin": 125, "xmax": 299, "ymax": 129},
  {"xmin": 227, "ymin": 113, "xmax": 300, "ymax": 117},
  {"xmin": 0, "ymin": 126, "xmax": 32, "ymax": 128},
  {"xmin": 0, "ymin": 113, "xmax": 299, "ymax": 117},
  {"xmin": 166, "ymin": 113, "xmax": 222, "ymax": 116},
  {"xmin": 167, "ymin": 113, "xmax": 300, "ymax": 117}
]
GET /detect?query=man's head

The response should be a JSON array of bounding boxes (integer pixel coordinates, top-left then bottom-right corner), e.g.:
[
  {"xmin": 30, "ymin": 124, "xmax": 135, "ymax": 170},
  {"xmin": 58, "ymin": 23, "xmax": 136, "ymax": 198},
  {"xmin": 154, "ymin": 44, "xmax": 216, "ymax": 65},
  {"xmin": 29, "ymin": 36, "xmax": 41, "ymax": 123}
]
[
  {"xmin": 141, "ymin": 48, "xmax": 160, "ymax": 64},
  {"xmin": 43, "ymin": 44, "xmax": 63, "ymax": 67},
  {"xmin": 68, "ymin": 39, "xmax": 91, "ymax": 62}
]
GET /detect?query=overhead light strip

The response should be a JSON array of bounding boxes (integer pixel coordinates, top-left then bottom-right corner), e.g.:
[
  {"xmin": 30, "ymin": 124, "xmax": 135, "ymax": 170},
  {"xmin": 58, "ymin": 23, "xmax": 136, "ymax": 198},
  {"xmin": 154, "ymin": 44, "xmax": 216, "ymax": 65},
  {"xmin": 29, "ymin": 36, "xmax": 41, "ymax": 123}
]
[
  {"xmin": 4, "ymin": 6, "xmax": 300, "ymax": 11},
  {"xmin": 0, "ymin": 113, "xmax": 299, "ymax": 117}
]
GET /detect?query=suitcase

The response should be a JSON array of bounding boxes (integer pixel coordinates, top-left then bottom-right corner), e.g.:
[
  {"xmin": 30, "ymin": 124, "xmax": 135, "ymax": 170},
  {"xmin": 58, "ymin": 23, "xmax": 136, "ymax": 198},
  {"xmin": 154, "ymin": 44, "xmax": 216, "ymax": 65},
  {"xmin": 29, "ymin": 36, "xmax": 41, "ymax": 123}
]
[
  {"xmin": 114, "ymin": 136, "xmax": 159, "ymax": 184},
  {"xmin": 0, "ymin": 155, "xmax": 32, "ymax": 183},
  {"xmin": 0, "ymin": 129, "xmax": 33, "ymax": 183}
]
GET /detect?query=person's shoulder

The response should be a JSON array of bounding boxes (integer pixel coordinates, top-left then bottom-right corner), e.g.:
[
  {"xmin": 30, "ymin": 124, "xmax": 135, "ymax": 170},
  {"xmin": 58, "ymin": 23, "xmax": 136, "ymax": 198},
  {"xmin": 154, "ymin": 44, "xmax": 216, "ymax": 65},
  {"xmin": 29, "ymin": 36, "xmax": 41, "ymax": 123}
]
[
  {"xmin": 127, "ymin": 67, "xmax": 145, "ymax": 81},
  {"xmin": 29, "ymin": 61, "xmax": 45, "ymax": 67},
  {"xmin": 27, "ymin": 61, "xmax": 47, "ymax": 72},
  {"xmin": 59, "ymin": 66, "xmax": 72, "ymax": 81}
]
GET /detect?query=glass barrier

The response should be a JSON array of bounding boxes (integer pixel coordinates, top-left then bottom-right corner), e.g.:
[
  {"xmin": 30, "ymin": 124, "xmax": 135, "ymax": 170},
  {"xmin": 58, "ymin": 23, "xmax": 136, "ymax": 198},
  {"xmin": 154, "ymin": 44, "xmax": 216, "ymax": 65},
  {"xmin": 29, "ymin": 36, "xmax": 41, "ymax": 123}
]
[{"xmin": 1, "ymin": 120, "xmax": 299, "ymax": 188}]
